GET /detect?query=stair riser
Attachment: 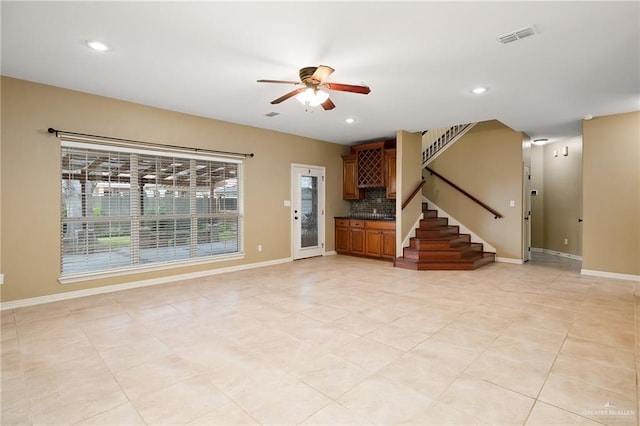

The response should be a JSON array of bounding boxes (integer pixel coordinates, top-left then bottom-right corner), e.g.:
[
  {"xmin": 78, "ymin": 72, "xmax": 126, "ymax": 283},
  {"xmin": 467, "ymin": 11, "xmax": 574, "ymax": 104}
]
[
  {"xmin": 403, "ymin": 244, "xmax": 484, "ymax": 260},
  {"xmin": 395, "ymin": 253, "xmax": 495, "ymax": 271},
  {"xmin": 410, "ymin": 235, "xmax": 471, "ymax": 249},
  {"xmin": 403, "ymin": 249, "xmax": 481, "ymax": 261},
  {"xmin": 419, "ymin": 218, "xmax": 448, "ymax": 229},
  {"xmin": 416, "ymin": 227, "xmax": 459, "ymax": 238}
]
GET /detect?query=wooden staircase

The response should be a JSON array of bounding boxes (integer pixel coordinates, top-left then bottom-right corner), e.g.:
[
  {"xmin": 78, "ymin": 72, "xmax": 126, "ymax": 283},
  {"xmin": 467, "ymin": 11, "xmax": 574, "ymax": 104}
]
[{"xmin": 394, "ymin": 203, "xmax": 495, "ymax": 270}]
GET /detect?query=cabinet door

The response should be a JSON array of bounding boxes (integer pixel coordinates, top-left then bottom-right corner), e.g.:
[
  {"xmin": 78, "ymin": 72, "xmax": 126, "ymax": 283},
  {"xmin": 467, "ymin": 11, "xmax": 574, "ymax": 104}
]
[
  {"xmin": 350, "ymin": 228, "xmax": 366, "ymax": 255},
  {"xmin": 385, "ymin": 149, "xmax": 397, "ymax": 199},
  {"xmin": 365, "ymin": 230, "xmax": 382, "ymax": 257},
  {"xmin": 335, "ymin": 227, "xmax": 350, "ymax": 253},
  {"xmin": 342, "ymin": 155, "xmax": 362, "ymax": 200},
  {"xmin": 381, "ymin": 231, "xmax": 396, "ymax": 259}
]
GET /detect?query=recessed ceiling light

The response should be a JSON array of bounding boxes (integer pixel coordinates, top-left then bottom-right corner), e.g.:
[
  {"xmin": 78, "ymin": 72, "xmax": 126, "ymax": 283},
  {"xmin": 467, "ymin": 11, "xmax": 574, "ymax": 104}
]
[
  {"xmin": 345, "ymin": 117, "xmax": 356, "ymax": 124},
  {"xmin": 471, "ymin": 87, "xmax": 488, "ymax": 95},
  {"xmin": 86, "ymin": 40, "xmax": 110, "ymax": 52}
]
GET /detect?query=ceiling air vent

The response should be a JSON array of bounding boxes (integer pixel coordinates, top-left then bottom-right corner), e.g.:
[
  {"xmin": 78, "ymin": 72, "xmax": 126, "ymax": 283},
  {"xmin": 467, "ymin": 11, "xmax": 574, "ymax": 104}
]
[
  {"xmin": 265, "ymin": 112, "xmax": 280, "ymax": 117},
  {"xmin": 498, "ymin": 26, "xmax": 537, "ymax": 44}
]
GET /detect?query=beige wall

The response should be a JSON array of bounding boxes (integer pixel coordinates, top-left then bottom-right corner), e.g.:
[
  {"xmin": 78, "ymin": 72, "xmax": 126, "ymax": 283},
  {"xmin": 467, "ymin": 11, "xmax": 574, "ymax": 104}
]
[
  {"xmin": 0, "ymin": 77, "xmax": 349, "ymax": 302},
  {"xmin": 583, "ymin": 111, "xmax": 640, "ymax": 276},
  {"xmin": 396, "ymin": 130, "xmax": 423, "ymax": 255},
  {"xmin": 423, "ymin": 120, "xmax": 524, "ymax": 260},
  {"xmin": 538, "ymin": 137, "xmax": 583, "ymax": 256}
]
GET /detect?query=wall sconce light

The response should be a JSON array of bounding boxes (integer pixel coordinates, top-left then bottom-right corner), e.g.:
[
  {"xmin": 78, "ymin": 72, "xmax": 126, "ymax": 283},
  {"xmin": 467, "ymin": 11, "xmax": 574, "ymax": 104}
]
[{"xmin": 562, "ymin": 146, "xmax": 569, "ymax": 156}]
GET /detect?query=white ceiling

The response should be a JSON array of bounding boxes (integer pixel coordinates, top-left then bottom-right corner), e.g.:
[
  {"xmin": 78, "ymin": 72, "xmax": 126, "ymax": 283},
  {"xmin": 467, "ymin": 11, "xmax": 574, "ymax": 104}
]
[{"xmin": 2, "ymin": 1, "xmax": 638, "ymax": 145}]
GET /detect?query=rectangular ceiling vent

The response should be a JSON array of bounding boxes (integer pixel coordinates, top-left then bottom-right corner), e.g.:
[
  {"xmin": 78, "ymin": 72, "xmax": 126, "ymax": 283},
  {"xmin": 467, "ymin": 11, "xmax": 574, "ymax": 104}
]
[{"xmin": 498, "ymin": 26, "xmax": 537, "ymax": 44}]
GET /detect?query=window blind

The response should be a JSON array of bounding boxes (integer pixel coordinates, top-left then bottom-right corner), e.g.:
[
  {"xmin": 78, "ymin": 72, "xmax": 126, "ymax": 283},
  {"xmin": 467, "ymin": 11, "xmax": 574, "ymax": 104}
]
[{"xmin": 61, "ymin": 140, "xmax": 243, "ymax": 277}]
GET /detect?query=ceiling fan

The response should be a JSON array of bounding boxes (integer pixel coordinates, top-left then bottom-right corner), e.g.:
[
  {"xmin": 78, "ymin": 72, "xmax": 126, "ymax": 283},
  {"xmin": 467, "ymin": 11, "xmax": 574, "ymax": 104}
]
[{"xmin": 257, "ymin": 65, "xmax": 370, "ymax": 110}]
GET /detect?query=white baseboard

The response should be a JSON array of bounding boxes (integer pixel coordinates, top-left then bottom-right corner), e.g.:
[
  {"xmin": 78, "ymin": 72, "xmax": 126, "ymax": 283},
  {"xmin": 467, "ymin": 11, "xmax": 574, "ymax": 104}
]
[
  {"xmin": 0, "ymin": 257, "xmax": 293, "ymax": 311},
  {"xmin": 531, "ymin": 247, "xmax": 583, "ymax": 261},
  {"xmin": 581, "ymin": 269, "xmax": 640, "ymax": 282},
  {"xmin": 495, "ymin": 257, "xmax": 524, "ymax": 264},
  {"xmin": 530, "ymin": 248, "xmax": 638, "ymax": 281}
]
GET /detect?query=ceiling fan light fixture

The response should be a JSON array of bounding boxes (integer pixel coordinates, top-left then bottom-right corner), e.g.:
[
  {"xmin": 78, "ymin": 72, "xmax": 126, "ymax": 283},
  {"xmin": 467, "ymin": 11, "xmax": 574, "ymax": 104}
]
[{"xmin": 296, "ymin": 88, "xmax": 329, "ymax": 107}]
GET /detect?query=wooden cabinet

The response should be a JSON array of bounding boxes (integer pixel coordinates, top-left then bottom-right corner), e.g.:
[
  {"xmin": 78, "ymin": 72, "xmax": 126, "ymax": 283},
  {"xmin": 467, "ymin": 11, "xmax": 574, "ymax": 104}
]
[
  {"xmin": 335, "ymin": 220, "xmax": 351, "ymax": 252},
  {"xmin": 342, "ymin": 154, "xmax": 363, "ymax": 200},
  {"xmin": 354, "ymin": 141, "xmax": 385, "ymax": 188},
  {"xmin": 335, "ymin": 218, "xmax": 395, "ymax": 260},
  {"xmin": 382, "ymin": 231, "xmax": 396, "ymax": 258},
  {"xmin": 385, "ymin": 148, "xmax": 397, "ymax": 199},
  {"xmin": 342, "ymin": 140, "xmax": 396, "ymax": 200},
  {"xmin": 335, "ymin": 218, "xmax": 365, "ymax": 254},
  {"xmin": 350, "ymin": 221, "xmax": 366, "ymax": 255},
  {"xmin": 365, "ymin": 220, "xmax": 396, "ymax": 259},
  {"xmin": 365, "ymin": 229, "xmax": 382, "ymax": 257}
]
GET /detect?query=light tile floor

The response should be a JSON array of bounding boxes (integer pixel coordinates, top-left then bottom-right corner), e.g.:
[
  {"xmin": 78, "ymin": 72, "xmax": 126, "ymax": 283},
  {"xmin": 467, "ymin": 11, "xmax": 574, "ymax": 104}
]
[{"xmin": 1, "ymin": 252, "xmax": 638, "ymax": 425}]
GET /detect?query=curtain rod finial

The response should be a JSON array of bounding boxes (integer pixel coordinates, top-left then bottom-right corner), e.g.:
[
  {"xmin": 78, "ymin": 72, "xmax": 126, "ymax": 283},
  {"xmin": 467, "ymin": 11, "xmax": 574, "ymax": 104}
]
[{"xmin": 48, "ymin": 127, "xmax": 57, "ymax": 134}]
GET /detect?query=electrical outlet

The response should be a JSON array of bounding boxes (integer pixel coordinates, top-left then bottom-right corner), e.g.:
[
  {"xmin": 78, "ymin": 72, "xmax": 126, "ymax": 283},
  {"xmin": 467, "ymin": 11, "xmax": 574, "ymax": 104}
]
[
  {"xmin": 564, "ymin": 238, "xmax": 568, "ymax": 245},
  {"xmin": 257, "ymin": 244, "xmax": 263, "ymax": 252},
  {"xmin": 0, "ymin": 274, "xmax": 4, "ymax": 285}
]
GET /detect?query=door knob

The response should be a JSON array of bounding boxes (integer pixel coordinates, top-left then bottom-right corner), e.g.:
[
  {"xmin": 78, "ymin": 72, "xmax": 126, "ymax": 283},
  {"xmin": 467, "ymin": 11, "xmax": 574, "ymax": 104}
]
[{"xmin": 294, "ymin": 216, "xmax": 299, "ymax": 220}]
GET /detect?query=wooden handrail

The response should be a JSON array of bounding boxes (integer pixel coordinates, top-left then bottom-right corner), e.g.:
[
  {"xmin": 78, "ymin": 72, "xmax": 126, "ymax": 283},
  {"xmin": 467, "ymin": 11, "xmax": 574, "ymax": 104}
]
[
  {"xmin": 424, "ymin": 166, "xmax": 503, "ymax": 219},
  {"xmin": 401, "ymin": 177, "xmax": 426, "ymax": 210}
]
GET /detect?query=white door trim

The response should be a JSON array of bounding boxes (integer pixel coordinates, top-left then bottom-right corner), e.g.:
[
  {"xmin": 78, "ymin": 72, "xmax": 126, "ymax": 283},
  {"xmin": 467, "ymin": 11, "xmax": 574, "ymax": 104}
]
[
  {"xmin": 291, "ymin": 163, "xmax": 326, "ymax": 260},
  {"xmin": 523, "ymin": 165, "xmax": 532, "ymax": 262}
]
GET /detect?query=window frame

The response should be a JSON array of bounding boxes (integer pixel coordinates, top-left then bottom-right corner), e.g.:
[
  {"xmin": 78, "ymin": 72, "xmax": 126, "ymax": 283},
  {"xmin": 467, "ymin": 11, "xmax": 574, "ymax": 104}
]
[{"xmin": 59, "ymin": 140, "xmax": 245, "ymax": 284}]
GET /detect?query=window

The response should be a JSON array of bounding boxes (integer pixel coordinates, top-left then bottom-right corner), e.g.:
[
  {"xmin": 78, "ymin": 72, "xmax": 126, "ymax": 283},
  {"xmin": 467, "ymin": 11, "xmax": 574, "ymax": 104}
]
[{"xmin": 61, "ymin": 141, "xmax": 242, "ymax": 278}]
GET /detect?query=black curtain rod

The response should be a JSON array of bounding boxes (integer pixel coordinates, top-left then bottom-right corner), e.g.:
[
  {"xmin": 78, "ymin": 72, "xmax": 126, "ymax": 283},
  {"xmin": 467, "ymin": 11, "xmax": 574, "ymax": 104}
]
[{"xmin": 47, "ymin": 128, "xmax": 255, "ymax": 159}]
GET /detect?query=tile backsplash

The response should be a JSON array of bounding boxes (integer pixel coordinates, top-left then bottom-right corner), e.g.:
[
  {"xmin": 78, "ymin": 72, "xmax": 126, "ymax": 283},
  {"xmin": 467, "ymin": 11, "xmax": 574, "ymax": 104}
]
[{"xmin": 349, "ymin": 188, "xmax": 396, "ymax": 217}]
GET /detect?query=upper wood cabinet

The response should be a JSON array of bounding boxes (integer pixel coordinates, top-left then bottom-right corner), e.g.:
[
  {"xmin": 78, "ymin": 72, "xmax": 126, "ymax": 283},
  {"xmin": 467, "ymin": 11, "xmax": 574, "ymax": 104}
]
[
  {"xmin": 385, "ymin": 148, "xmax": 397, "ymax": 199},
  {"xmin": 342, "ymin": 139, "xmax": 396, "ymax": 200},
  {"xmin": 354, "ymin": 141, "xmax": 385, "ymax": 188},
  {"xmin": 342, "ymin": 153, "xmax": 364, "ymax": 200}
]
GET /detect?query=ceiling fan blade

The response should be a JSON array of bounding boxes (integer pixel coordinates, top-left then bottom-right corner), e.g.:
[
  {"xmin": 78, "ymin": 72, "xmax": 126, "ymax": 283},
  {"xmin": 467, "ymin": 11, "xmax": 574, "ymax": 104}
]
[
  {"xmin": 321, "ymin": 98, "xmax": 335, "ymax": 110},
  {"xmin": 271, "ymin": 88, "xmax": 304, "ymax": 104},
  {"xmin": 311, "ymin": 65, "xmax": 335, "ymax": 84},
  {"xmin": 323, "ymin": 82, "xmax": 371, "ymax": 95},
  {"xmin": 257, "ymin": 79, "xmax": 301, "ymax": 85}
]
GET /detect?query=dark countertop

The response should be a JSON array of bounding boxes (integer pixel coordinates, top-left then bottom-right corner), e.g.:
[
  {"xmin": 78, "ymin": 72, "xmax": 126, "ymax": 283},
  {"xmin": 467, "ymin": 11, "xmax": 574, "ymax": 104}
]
[{"xmin": 335, "ymin": 216, "xmax": 396, "ymax": 221}]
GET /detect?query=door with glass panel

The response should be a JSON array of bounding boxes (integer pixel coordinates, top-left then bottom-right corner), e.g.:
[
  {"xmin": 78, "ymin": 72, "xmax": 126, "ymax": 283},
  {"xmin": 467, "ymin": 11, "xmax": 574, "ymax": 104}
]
[{"xmin": 292, "ymin": 165, "xmax": 325, "ymax": 260}]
